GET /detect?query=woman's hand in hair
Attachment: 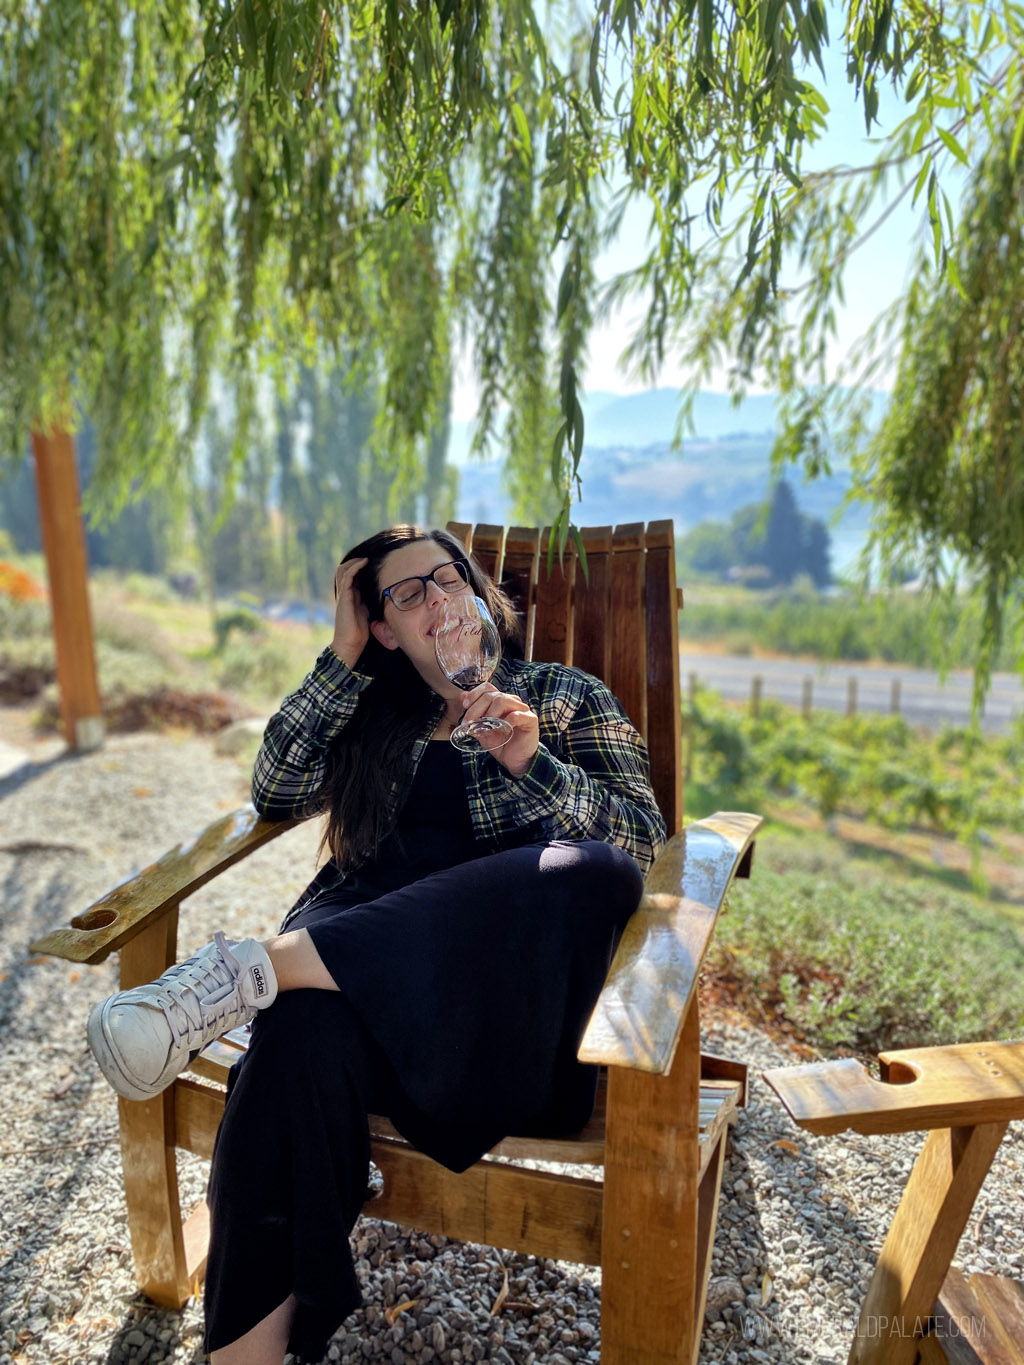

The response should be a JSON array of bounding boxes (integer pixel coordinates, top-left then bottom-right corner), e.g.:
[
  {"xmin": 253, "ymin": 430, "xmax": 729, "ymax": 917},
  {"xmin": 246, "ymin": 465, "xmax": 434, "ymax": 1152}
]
[
  {"xmin": 461, "ymin": 685, "xmax": 540, "ymax": 777},
  {"xmin": 331, "ymin": 557, "xmax": 370, "ymax": 668}
]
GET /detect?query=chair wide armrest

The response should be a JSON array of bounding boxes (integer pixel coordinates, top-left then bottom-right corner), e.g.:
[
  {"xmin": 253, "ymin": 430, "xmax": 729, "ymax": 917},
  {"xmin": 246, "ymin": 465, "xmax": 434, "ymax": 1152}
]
[
  {"xmin": 29, "ymin": 806, "xmax": 302, "ymax": 965},
  {"xmin": 578, "ymin": 811, "xmax": 762, "ymax": 1074},
  {"xmin": 764, "ymin": 1040, "xmax": 1024, "ymax": 1136}
]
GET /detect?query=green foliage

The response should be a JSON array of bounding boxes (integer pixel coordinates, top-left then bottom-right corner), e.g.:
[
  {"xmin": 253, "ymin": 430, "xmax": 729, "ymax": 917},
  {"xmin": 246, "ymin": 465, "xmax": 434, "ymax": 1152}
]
[
  {"xmin": 712, "ymin": 833, "xmax": 1024, "ymax": 1051},
  {"xmin": 213, "ymin": 608, "xmax": 263, "ymax": 652},
  {"xmin": 0, "ymin": 596, "xmax": 180, "ymax": 710},
  {"xmin": 118, "ymin": 572, "xmax": 178, "ymax": 605},
  {"xmin": 3, "ymin": 0, "xmax": 1022, "ymax": 688},
  {"xmin": 90, "ymin": 637, "xmax": 176, "ymax": 702},
  {"xmin": 678, "ymin": 47, "xmax": 1024, "ymax": 695},
  {"xmin": 0, "ymin": 592, "xmax": 49, "ymax": 642},
  {"xmin": 622, "ymin": 10, "xmax": 1024, "ymax": 692},
  {"xmin": 0, "ymin": 634, "xmax": 54, "ymax": 700},
  {"xmin": 0, "ymin": 557, "xmax": 305, "ymax": 710},
  {"xmin": 753, "ymin": 481, "xmax": 830, "ymax": 587},
  {"xmin": 680, "ymin": 586, "xmax": 1021, "ymax": 671},
  {"xmin": 857, "ymin": 127, "xmax": 1024, "ymax": 704},
  {"xmin": 0, "ymin": 580, "xmax": 55, "ymax": 697},
  {"xmin": 677, "ymin": 521, "xmax": 738, "ymax": 578},
  {"xmin": 216, "ymin": 637, "xmax": 303, "ymax": 702},
  {"xmin": 686, "ymin": 690, "xmax": 1023, "ymax": 837},
  {"xmin": 679, "ymin": 479, "xmax": 831, "ymax": 586}
]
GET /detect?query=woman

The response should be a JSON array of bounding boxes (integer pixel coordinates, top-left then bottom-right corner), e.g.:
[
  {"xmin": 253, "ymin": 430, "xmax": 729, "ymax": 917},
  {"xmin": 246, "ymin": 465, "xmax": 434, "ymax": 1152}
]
[{"xmin": 88, "ymin": 524, "xmax": 667, "ymax": 1365}]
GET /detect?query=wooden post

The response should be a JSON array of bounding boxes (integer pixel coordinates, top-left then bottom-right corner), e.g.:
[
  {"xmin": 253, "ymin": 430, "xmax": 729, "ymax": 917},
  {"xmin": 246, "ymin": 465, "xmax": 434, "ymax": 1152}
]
[
  {"xmin": 750, "ymin": 676, "xmax": 763, "ymax": 718},
  {"xmin": 890, "ymin": 679, "xmax": 901, "ymax": 715},
  {"xmin": 802, "ymin": 677, "xmax": 813, "ymax": 719},
  {"xmin": 846, "ymin": 676, "xmax": 857, "ymax": 718},
  {"xmin": 688, "ymin": 671, "xmax": 698, "ymax": 703},
  {"xmin": 31, "ymin": 428, "xmax": 104, "ymax": 751}
]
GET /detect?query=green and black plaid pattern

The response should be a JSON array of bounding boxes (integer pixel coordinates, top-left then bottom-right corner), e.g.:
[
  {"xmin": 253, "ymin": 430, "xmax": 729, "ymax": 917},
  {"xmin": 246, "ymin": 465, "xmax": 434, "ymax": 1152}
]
[{"xmin": 252, "ymin": 648, "xmax": 667, "ymax": 923}]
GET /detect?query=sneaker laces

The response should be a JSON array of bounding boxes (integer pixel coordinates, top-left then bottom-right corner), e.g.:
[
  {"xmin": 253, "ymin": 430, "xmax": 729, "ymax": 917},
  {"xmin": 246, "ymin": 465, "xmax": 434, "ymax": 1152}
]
[{"xmin": 151, "ymin": 932, "xmax": 249, "ymax": 1050}]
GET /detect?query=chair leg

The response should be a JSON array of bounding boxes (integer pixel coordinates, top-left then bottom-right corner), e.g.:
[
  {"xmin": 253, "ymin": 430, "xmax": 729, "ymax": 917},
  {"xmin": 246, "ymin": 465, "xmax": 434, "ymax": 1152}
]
[
  {"xmin": 600, "ymin": 996, "xmax": 701, "ymax": 1364},
  {"xmin": 118, "ymin": 1089, "xmax": 192, "ymax": 1307},
  {"xmin": 848, "ymin": 1121, "xmax": 1008, "ymax": 1365},
  {"xmin": 116, "ymin": 913, "xmax": 193, "ymax": 1308},
  {"xmin": 692, "ymin": 1130, "xmax": 728, "ymax": 1356}
]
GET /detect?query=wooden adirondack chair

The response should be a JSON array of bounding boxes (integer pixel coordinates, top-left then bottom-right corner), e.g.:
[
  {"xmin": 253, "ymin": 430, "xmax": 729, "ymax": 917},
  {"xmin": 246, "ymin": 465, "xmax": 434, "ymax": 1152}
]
[
  {"xmin": 31, "ymin": 520, "xmax": 762, "ymax": 1364},
  {"xmin": 764, "ymin": 1040, "xmax": 1024, "ymax": 1365}
]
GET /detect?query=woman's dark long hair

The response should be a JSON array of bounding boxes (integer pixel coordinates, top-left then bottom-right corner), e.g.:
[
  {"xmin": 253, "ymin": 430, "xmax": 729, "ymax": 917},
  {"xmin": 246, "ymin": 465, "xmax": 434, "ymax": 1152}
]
[{"xmin": 320, "ymin": 525, "xmax": 523, "ymax": 870}]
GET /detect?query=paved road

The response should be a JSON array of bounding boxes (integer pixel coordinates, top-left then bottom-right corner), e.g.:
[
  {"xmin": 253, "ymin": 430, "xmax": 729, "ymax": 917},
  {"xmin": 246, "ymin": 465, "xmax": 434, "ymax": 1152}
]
[{"xmin": 680, "ymin": 653, "xmax": 1024, "ymax": 733}]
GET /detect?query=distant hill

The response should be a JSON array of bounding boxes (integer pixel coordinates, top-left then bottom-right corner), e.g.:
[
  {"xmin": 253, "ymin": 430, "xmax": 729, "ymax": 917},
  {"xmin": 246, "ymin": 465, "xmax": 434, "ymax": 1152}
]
[
  {"xmin": 450, "ymin": 387, "xmax": 880, "ymax": 574},
  {"xmin": 581, "ymin": 388, "xmax": 781, "ymax": 446},
  {"xmin": 448, "ymin": 387, "xmax": 783, "ymax": 464}
]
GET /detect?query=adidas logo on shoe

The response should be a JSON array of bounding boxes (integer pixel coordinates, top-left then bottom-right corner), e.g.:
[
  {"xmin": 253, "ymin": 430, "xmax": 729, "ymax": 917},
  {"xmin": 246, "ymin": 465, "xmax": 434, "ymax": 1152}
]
[{"xmin": 251, "ymin": 964, "xmax": 268, "ymax": 998}]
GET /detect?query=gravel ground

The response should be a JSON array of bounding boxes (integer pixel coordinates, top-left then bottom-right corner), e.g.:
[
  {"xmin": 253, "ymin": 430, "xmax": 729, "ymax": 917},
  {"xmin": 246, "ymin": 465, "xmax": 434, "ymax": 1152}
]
[{"xmin": 1, "ymin": 712, "xmax": 1021, "ymax": 1365}]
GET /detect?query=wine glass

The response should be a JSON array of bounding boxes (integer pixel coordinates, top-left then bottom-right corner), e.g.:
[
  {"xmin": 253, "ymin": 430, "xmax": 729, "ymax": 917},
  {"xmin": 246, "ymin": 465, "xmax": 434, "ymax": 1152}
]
[{"xmin": 434, "ymin": 595, "xmax": 513, "ymax": 751}]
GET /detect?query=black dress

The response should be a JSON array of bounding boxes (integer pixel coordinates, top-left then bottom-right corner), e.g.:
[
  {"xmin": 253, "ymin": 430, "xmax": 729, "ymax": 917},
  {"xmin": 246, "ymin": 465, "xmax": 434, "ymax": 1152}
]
[{"xmin": 203, "ymin": 742, "xmax": 643, "ymax": 1361}]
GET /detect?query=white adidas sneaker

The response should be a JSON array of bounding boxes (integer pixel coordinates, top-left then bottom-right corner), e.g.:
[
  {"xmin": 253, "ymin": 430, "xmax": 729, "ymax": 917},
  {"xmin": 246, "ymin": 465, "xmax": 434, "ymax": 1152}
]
[{"xmin": 87, "ymin": 932, "xmax": 277, "ymax": 1101}]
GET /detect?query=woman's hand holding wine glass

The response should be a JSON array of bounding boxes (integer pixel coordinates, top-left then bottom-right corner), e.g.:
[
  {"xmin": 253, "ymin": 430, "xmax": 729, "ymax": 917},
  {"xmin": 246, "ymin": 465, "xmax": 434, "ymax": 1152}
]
[
  {"xmin": 458, "ymin": 683, "xmax": 539, "ymax": 775},
  {"xmin": 435, "ymin": 596, "xmax": 539, "ymax": 773}
]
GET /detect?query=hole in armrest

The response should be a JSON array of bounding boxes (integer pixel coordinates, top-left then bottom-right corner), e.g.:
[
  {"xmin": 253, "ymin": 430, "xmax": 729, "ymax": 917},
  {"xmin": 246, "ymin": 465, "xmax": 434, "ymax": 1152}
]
[
  {"xmin": 879, "ymin": 1059, "xmax": 920, "ymax": 1086},
  {"xmin": 70, "ymin": 908, "xmax": 118, "ymax": 931}
]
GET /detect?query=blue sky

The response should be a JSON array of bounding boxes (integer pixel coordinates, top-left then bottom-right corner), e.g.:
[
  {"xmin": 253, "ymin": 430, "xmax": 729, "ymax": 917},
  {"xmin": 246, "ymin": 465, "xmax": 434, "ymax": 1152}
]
[{"xmin": 451, "ymin": 12, "xmax": 955, "ymax": 421}]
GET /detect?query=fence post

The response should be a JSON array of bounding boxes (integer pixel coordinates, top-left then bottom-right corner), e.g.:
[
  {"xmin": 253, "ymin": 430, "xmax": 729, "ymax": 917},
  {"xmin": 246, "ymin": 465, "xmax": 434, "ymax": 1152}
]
[
  {"xmin": 846, "ymin": 677, "xmax": 858, "ymax": 717},
  {"xmin": 751, "ymin": 676, "xmax": 763, "ymax": 718},
  {"xmin": 802, "ymin": 677, "xmax": 813, "ymax": 719},
  {"xmin": 688, "ymin": 671, "xmax": 697, "ymax": 704},
  {"xmin": 890, "ymin": 679, "xmax": 901, "ymax": 715}
]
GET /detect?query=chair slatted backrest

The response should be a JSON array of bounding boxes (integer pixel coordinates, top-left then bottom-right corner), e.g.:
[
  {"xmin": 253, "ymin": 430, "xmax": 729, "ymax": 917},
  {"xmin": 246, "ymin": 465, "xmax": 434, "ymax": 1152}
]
[{"xmin": 447, "ymin": 520, "xmax": 683, "ymax": 833}]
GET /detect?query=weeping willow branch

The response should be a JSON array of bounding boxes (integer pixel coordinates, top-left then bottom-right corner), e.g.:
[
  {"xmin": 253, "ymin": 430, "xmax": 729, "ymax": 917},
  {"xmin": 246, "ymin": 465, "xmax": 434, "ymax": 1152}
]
[{"xmin": 1, "ymin": 0, "xmax": 1022, "ymax": 682}]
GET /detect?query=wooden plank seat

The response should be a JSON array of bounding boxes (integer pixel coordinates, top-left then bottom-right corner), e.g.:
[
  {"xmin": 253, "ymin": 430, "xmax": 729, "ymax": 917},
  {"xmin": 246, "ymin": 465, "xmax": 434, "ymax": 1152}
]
[
  {"xmin": 31, "ymin": 520, "xmax": 762, "ymax": 1364},
  {"xmin": 188, "ymin": 1041, "xmax": 745, "ymax": 1174},
  {"xmin": 180, "ymin": 1044, "xmax": 747, "ymax": 1260},
  {"xmin": 764, "ymin": 1042, "xmax": 1024, "ymax": 1365},
  {"xmin": 923, "ymin": 1266, "xmax": 1024, "ymax": 1365}
]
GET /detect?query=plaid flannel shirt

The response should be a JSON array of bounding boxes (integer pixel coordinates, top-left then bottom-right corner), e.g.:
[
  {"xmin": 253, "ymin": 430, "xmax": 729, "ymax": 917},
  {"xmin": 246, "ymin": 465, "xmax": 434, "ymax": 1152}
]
[{"xmin": 253, "ymin": 648, "xmax": 667, "ymax": 923}]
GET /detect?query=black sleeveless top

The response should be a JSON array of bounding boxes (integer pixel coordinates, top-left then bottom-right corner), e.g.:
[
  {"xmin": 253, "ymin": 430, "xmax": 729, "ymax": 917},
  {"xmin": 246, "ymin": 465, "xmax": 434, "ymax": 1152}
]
[{"xmin": 307, "ymin": 741, "xmax": 482, "ymax": 913}]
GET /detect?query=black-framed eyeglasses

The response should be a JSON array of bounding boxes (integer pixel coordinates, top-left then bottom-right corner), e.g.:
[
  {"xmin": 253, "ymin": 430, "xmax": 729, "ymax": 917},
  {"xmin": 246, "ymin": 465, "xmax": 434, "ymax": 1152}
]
[{"xmin": 380, "ymin": 558, "xmax": 471, "ymax": 611}]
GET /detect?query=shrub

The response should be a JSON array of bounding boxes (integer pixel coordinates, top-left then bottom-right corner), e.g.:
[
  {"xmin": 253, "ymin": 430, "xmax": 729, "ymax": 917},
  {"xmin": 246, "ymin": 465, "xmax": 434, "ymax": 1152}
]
[
  {"xmin": 121, "ymin": 571, "xmax": 179, "ymax": 605},
  {"xmin": 709, "ymin": 834, "xmax": 1024, "ymax": 1052},
  {"xmin": 93, "ymin": 601, "xmax": 181, "ymax": 669},
  {"xmin": 0, "ymin": 560, "xmax": 46, "ymax": 602},
  {"xmin": 0, "ymin": 637, "xmax": 55, "ymax": 700},
  {"xmin": 0, "ymin": 583, "xmax": 54, "ymax": 699},
  {"xmin": 680, "ymin": 587, "xmax": 1021, "ymax": 671},
  {"xmin": 686, "ymin": 691, "xmax": 1022, "ymax": 836},
  {"xmin": 214, "ymin": 607, "xmax": 264, "ymax": 651},
  {"xmin": 0, "ymin": 592, "xmax": 50, "ymax": 643},
  {"xmin": 217, "ymin": 637, "xmax": 301, "ymax": 700}
]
